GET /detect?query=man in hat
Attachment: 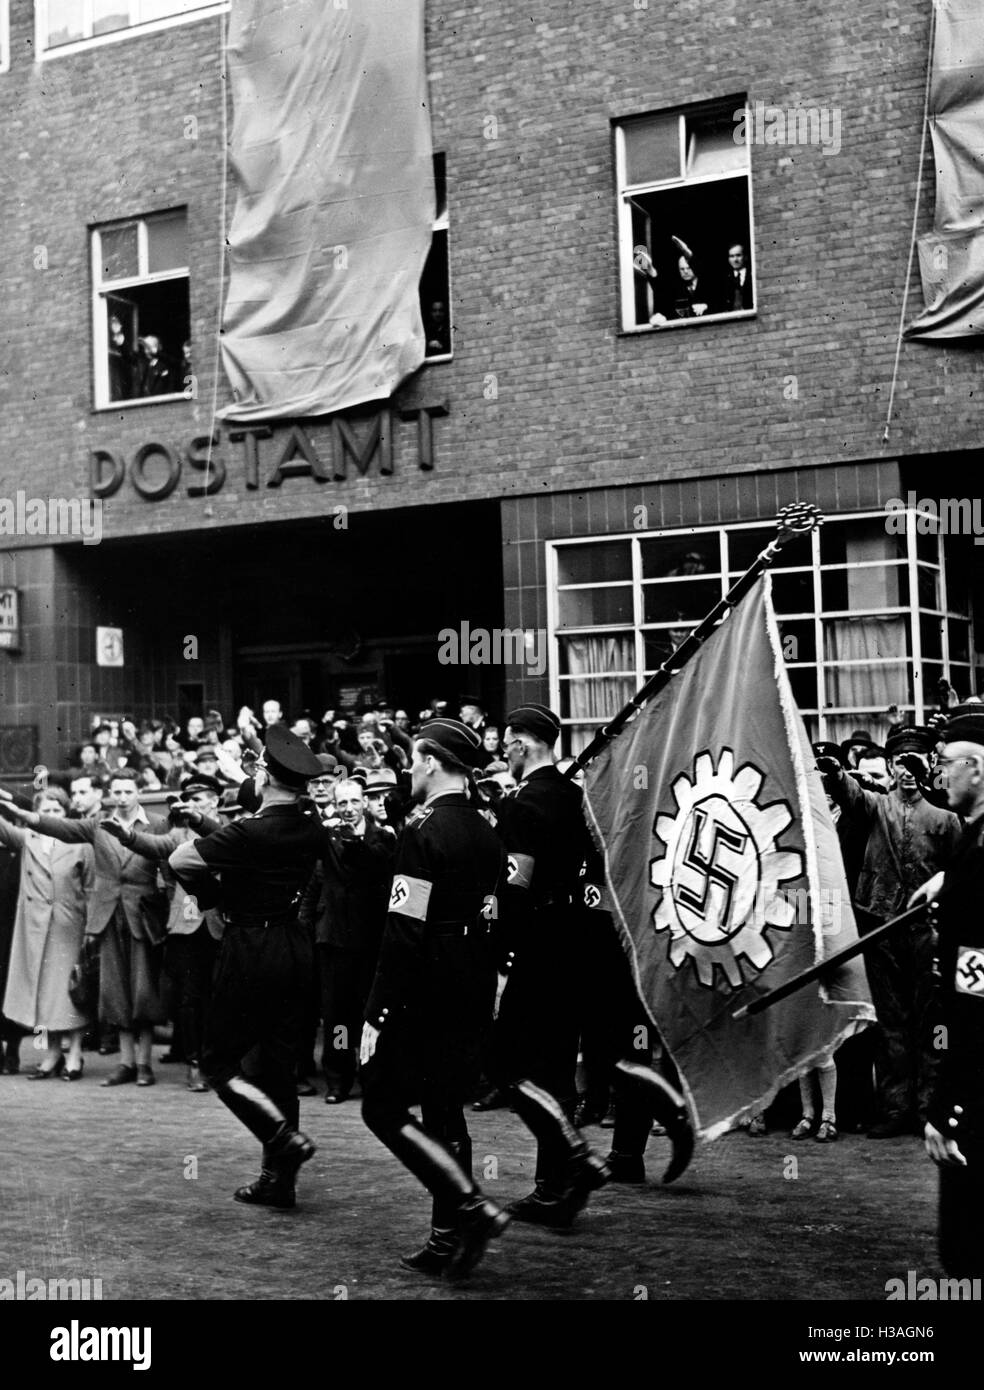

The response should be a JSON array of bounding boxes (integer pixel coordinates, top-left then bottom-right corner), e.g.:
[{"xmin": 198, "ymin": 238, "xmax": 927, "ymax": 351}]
[
  {"xmin": 359, "ymin": 718, "xmax": 511, "ymax": 1277},
  {"xmin": 459, "ymin": 697, "xmax": 487, "ymax": 736},
  {"xmin": 101, "ymin": 773, "xmax": 225, "ymax": 1092},
  {"xmin": 818, "ymin": 726, "xmax": 962, "ymax": 1137},
  {"xmin": 490, "ymin": 703, "xmax": 612, "ymax": 1226},
  {"xmin": 168, "ymin": 724, "xmax": 326, "ymax": 1209},
  {"xmin": 300, "ymin": 777, "xmax": 395, "ymax": 1103},
  {"xmin": 840, "ymin": 729, "xmax": 876, "ymax": 770},
  {"xmin": 308, "ymin": 755, "xmax": 343, "ymax": 825},
  {"xmin": 363, "ymin": 767, "xmax": 399, "ymax": 837},
  {"xmin": 910, "ymin": 703, "xmax": 984, "ymax": 1276}
]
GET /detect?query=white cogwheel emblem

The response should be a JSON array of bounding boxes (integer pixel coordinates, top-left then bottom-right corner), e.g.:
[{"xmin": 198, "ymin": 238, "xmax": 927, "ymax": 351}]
[{"xmin": 649, "ymin": 748, "xmax": 803, "ymax": 989}]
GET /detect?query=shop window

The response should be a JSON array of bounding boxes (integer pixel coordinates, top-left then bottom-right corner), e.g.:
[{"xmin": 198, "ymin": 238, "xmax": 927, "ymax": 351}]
[
  {"xmin": 615, "ymin": 97, "xmax": 755, "ymax": 333},
  {"xmin": 37, "ymin": 1, "xmax": 227, "ymax": 56},
  {"xmin": 549, "ymin": 512, "xmax": 977, "ymax": 753},
  {"xmin": 91, "ymin": 210, "xmax": 191, "ymax": 409},
  {"xmin": 420, "ymin": 153, "xmax": 451, "ymax": 359}
]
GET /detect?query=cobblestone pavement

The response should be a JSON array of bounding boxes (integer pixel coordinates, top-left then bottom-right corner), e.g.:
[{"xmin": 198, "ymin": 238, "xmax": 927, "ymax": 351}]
[{"xmin": 2, "ymin": 1047, "xmax": 941, "ymax": 1303}]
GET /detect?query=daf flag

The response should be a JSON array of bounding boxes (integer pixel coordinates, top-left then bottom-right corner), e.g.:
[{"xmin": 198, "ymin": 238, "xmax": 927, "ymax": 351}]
[
  {"xmin": 220, "ymin": 0, "xmax": 435, "ymax": 420},
  {"xmin": 583, "ymin": 577, "xmax": 874, "ymax": 1140}
]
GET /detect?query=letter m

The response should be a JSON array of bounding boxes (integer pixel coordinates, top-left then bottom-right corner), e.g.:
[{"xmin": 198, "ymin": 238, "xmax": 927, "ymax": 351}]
[
  {"xmin": 791, "ymin": 107, "xmax": 821, "ymax": 144},
  {"xmin": 938, "ymin": 498, "xmax": 970, "ymax": 536},
  {"xmin": 49, "ymin": 498, "xmax": 81, "ymax": 534},
  {"xmin": 48, "ymin": 1278, "xmax": 80, "ymax": 1299},
  {"xmin": 331, "ymin": 412, "xmax": 393, "ymax": 480},
  {"xmin": 497, "ymin": 628, "xmax": 528, "ymax": 665}
]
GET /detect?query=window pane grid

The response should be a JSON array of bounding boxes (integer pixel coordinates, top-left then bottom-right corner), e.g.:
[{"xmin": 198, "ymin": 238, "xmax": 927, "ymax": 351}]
[{"xmin": 549, "ymin": 517, "xmax": 976, "ymax": 748}]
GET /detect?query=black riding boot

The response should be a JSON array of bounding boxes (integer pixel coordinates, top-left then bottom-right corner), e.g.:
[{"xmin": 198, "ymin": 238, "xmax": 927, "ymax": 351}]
[
  {"xmin": 509, "ymin": 1079, "xmax": 609, "ymax": 1227},
  {"xmin": 379, "ymin": 1121, "xmax": 507, "ymax": 1278},
  {"xmin": 401, "ymin": 1136, "xmax": 474, "ymax": 1275},
  {"xmin": 215, "ymin": 1075, "xmax": 316, "ymax": 1206},
  {"xmin": 609, "ymin": 1058, "xmax": 694, "ymax": 1184}
]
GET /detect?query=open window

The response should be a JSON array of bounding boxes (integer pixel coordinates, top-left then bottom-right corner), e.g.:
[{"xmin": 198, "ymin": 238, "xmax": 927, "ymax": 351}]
[
  {"xmin": 615, "ymin": 97, "xmax": 755, "ymax": 333},
  {"xmin": 38, "ymin": 2, "xmax": 228, "ymax": 57},
  {"xmin": 420, "ymin": 152, "xmax": 451, "ymax": 360},
  {"xmin": 91, "ymin": 209, "xmax": 191, "ymax": 409}
]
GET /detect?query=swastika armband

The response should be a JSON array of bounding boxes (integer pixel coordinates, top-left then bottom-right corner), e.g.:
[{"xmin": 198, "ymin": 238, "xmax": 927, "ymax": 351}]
[
  {"xmin": 955, "ymin": 945, "xmax": 984, "ymax": 999},
  {"xmin": 506, "ymin": 852, "xmax": 534, "ymax": 889},
  {"xmin": 388, "ymin": 874, "xmax": 433, "ymax": 919},
  {"xmin": 583, "ymin": 882, "xmax": 606, "ymax": 911}
]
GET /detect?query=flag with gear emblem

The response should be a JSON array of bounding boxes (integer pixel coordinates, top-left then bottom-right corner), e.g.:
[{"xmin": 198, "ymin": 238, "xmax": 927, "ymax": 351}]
[{"xmin": 583, "ymin": 576, "xmax": 875, "ymax": 1139}]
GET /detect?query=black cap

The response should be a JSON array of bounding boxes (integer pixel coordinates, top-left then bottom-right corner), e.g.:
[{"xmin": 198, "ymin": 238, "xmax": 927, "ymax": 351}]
[
  {"xmin": 314, "ymin": 754, "xmax": 340, "ymax": 775},
  {"xmin": 812, "ymin": 741, "xmax": 846, "ymax": 767},
  {"xmin": 944, "ymin": 703, "xmax": 984, "ymax": 748},
  {"xmin": 180, "ymin": 773, "xmax": 223, "ymax": 797},
  {"xmin": 459, "ymin": 694, "xmax": 484, "ymax": 709},
  {"xmin": 263, "ymin": 723, "xmax": 324, "ymax": 790},
  {"xmin": 418, "ymin": 718, "xmax": 486, "ymax": 769},
  {"xmin": 840, "ymin": 729, "xmax": 875, "ymax": 754},
  {"xmin": 885, "ymin": 726, "xmax": 933, "ymax": 758},
  {"xmin": 505, "ymin": 703, "xmax": 562, "ymax": 747}
]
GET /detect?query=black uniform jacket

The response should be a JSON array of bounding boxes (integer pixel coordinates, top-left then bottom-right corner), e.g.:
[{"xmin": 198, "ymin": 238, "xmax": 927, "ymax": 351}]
[
  {"xmin": 493, "ymin": 765, "xmax": 592, "ymax": 963},
  {"xmin": 364, "ymin": 792, "xmax": 504, "ymax": 1029},
  {"xmin": 169, "ymin": 802, "xmax": 325, "ymax": 916},
  {"xmin": 928, "ymin": 813, "xmax": 984, "ymax": 1144},
  {"xmin": 299, "ymin": 820, "xmax": 395, "ymax": 951}
]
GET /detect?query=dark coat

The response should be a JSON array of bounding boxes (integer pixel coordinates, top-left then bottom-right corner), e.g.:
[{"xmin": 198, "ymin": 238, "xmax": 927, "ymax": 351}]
[{"xmin": 299, "ymin": 820, "xmax": 395, "ymax": 952}]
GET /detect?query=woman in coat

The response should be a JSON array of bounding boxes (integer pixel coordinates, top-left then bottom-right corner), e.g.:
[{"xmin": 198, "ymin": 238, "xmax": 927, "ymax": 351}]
[{"xmin": 0, "ymin": 788, "xmax": 94, "ymax": 1079}]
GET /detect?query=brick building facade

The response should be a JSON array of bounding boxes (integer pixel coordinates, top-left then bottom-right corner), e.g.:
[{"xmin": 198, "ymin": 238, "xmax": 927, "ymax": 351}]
[{"xmin": 0, "ymin": 0, "xmax": 980, "ymax": 771}]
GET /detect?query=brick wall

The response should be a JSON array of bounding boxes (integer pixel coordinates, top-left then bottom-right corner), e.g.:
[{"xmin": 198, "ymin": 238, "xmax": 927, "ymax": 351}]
[{"xmin": 0, "ymin": 1, "xmax": 974, "ymax": 550}]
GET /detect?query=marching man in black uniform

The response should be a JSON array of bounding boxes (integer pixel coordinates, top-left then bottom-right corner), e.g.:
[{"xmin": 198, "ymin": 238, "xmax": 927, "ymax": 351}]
[
  {"xmin": 359, "ymin": 719, "xmax": 511, "ymax": 1278},
  {"xmin": 169, "ymin": 724, "xmax": 325, "ymax": 1210},
  {"xmin": 492, "ymin": 704, "xmax": 612, "ymax": 1227},
  {"xmin": 910, "ymin": 703, "xmax": 984, "ymax": 1277}
]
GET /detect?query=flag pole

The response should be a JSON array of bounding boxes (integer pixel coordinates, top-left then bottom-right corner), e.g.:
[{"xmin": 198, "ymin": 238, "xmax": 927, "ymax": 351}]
[
  {"xmin": 565, "ymin": 502, "xmax": 824, "ymax": 778},
  {"xmin": 731, "ymin": 895, "xmax": 943, "ymax": 1020}
]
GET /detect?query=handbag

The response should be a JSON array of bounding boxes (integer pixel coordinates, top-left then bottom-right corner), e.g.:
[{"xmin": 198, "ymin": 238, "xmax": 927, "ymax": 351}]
[{"xmin": 68, "ymin": 937, "xmax": 100, "ymax": 1016}]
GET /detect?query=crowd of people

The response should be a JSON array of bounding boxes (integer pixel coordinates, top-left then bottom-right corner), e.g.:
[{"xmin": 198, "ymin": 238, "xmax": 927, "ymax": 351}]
[
  {"xmin": 0, "ymin": 687, "xmax": 980, "ymax": 1277},
  {"xmin": 0, "ymin": 694, "xmax": 511, "ymax": 1094}
]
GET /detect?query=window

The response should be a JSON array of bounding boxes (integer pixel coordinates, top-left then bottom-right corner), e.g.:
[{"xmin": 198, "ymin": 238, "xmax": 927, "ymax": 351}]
[
  {"xmin": 91, "ymin": 210, "xmax": 191, "ymax": 409},
  {"xmin": 37, "ymin": 1, "xmax": 227, "ymax": 57},
  {"xmin": 614, "ymin": 97, "xmax": 755, "ymax": 333},
  {"xmin": 548, "ymin": 513, "xmax": 977, "ymax": 754},
  {"xmin": 420, "ymin": 153, "xmax": 451, "ymax": 359}
]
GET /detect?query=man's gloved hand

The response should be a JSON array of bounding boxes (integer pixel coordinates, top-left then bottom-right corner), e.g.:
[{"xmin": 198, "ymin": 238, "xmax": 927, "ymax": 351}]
[{"xmin": 815, "ymin": 756, "xmax": 843, "ymax": 777}]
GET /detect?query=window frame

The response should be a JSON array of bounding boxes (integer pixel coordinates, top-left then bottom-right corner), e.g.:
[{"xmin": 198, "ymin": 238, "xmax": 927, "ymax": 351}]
[
  {"xmin": 422, "ymin": 151, "xmax": 453, "ymax": 364},
  {"xmin": 35, "ymin": 1, "xmax": 229, "ymax": 61},
  {"xmin": 90, "ymin": 209, "xmax": 191, "ymax": 412},
  {"xmin": 614, "ymin": 97, "xmax": 758, "ymax": 335},
  {"xmin": 546, "ymin": 510, "xmax": 977, "ymax": 751}
]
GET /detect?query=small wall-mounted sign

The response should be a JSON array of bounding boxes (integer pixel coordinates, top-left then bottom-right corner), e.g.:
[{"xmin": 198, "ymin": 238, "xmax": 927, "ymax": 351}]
[
  {"xmin": 0, "ymin": 588, "xmax": 20, "ymax": 651},
  {"xmin": 96, "ymin": 626, "xmax": 124, "ymax": 668}
]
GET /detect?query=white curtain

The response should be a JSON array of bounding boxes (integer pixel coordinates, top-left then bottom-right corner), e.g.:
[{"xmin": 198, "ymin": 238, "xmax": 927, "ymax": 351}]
[
  {"xmin": 563, "ymin": 635, "xmax": 636, "ymax": 723},
  {"xmin": 823, "ymin": 617, "xmax": 908, "ymax": 732}
]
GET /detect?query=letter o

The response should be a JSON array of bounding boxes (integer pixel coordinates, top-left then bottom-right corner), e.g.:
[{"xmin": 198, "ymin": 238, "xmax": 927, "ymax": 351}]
[{"xmin": 131, "ymin": 442, "xmax": 182, "ymax": 501}]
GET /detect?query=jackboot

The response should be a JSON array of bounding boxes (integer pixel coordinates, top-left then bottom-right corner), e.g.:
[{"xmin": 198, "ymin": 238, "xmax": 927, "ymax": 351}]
[
  {"xmin": 509, "ymin": 1079, "xmax": 609, "ymax": 1226},
  {"xmin": 614, "ymin": 1059, "xmax": 693, "ymax": 1184},
  {"xmin": 401, "ymin": 1136, "xmax": 473, "ymax": 1275},
  {"xmin": 383, "ymin": 1121, "xmax": 507, "ymax": 1278}
]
